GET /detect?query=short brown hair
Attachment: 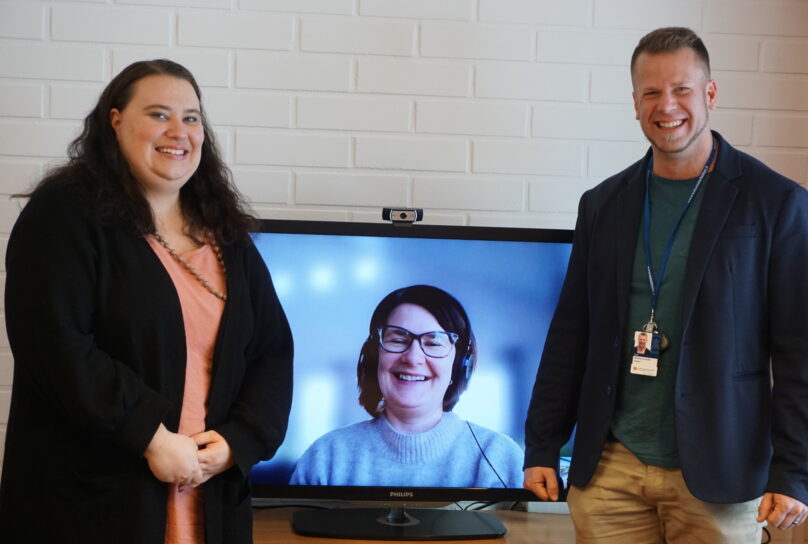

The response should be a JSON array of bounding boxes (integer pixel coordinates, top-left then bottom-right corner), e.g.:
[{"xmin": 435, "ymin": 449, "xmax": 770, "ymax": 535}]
[{"xmin": 630, "ymin": 27, "xmax": 710, "ymax": 78}]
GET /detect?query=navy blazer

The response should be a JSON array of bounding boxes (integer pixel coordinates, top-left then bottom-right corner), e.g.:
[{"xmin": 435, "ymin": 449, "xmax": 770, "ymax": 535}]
[{"xmin": 525, "ymin": 131, "xmax": 808, "ymax": 504}]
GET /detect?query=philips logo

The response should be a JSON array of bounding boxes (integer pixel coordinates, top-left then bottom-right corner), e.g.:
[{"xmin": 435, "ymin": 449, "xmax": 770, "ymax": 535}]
[{"xmin": 389, "ymin": 491, "xmax": 414, "ymax": 498}]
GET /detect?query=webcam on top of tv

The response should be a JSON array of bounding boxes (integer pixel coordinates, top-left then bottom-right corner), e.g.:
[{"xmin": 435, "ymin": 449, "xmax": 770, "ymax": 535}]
[{"xmin": 382, "ymin": 207, "xmax": 423, "ymax": 225}]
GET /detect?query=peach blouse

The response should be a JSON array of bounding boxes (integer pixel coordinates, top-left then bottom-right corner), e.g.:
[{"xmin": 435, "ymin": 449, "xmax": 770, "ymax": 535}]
[{"xmin": 147, "ymin": 236, "xmax": 226, "ymax": 544}]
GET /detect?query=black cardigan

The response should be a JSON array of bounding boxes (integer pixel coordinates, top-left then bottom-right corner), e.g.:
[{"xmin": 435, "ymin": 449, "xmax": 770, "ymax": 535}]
[{"xmin": 0, "ymin": 180, "xmax": 293, "ymax": 543}]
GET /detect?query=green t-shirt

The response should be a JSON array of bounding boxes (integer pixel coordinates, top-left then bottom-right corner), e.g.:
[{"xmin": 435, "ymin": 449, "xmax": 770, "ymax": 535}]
[{"xmin": 610, "ymin": 172, "xmax": 709, "ymax": 468}]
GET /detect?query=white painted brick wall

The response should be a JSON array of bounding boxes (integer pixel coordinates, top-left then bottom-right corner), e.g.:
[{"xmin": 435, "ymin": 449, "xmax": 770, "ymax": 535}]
[
  {"xmin": 114, "ymin": 49, "xmax": 232, "ymax": 88},
  {"xmin": 212, "ymin": 126, "xmax": 232, "ymax": 163},
  {"xmin": 52, "ymin": 5, "xmax": 171, "ymax": 46},
  {"xmin": 358, "ymin": 58, "xmax": 470, "ymax": 96},
  {"xmin": 253, "ymin": 206, "xmax": 351, "ymax": 222},
  {"xmin": 120, "ymin": 0, "xmax": 230, "ymax": 7},
  {"xmin": 0, "ymin": 392, "xmax": 9, "ymax": 429},
  {"xmin": 761, "ymin": 41, "xmax": 808, "ymax": 74},
  {"xmin": 420, "ymin": 22, "xmax": 533, "ymax": 61},
  {"xmin": 413, "ymin": 176, "xmax": 522, "ymax": 211},
  {"xmin": 473, "ymin": 140, "xmax": 585, "ymax": 176},
  {"xmin": 705, "ymin": 2, "xmax": 808, "ymax": 37},
  {"xmin": 0, "ymin": 160, "xmax": 43, "ymax": 195},
  {"xmin": 203, "ymin": 91, "xmax": 291, "ymax": 128},
  {"xmin": 0, "ymin": 120, "xmax": 80, "ymax": 158},
  {"xmin": 757, "ymin": 115, "xmax": 808, "ymax": 148},
  {"xmin": 0, "ymin": 354, "xmax": 12, "ymax": 388},
  {"xmin": 591, "ymin": 67, "xmax": 634, "ymax": 105},
  {"xmin": 718, "ymin": 74, "xmax": 808, "ymax": 111},
  {"xmin": 1, "ymin": 0, "xmax": 808, "ymax": 473},
  {"xmin": 0, "ymin": 43, "xmax": 105, "ymax": 81},
  {"xmin": 476, "ymin": 63, "xmax": 588, "ymax": 102},
  {"xmin": 704, "ymin": 35, "xmax": 761, "ymax": 72},
  {"xmin": 236, "ymin": 53, "xmax": 352, "ymax": 91},
  {"xmin": 478, "ymin": 0, "xmax": 590, "ymax": 26},
  {"xmin": 356, "ymin": 136, "xmax": 467, "ymax": 171},
  {"xmin": 752, "ymin": 151, "xmax": 808, "ymax": 184},
  {"xmin": 231, "ymin": 168, "xmax": 291, "ymax": 204},
  {"xmin": 296, "ymin": 172, "xmax": 409, "ymax": 206},
  {"xmin": 50, "ymin": 84, "xmax": 104, "ymax": 120},
  {"xmin": 0, "ymin": 3, "xmax": 44, "ymax": 40},
  {"xmin": 297, "ymin": 96, "xmax": 411, "ymax": 132},
  {"xmin": 711, "ymin": 111, "xmax": 755, "ymax": 147},
  {"xmin": 536, "ymin": 31, "xmax": 641, "ymax": 66},
  {"xmin": 241, "ymin": 0, "xmax": 353, "ymax": 15},
  {"xmin": 529, "ymin": 179, "xmax": 595, "ymax": 213},
  {"xmin": 416, "ymin": 100, "xmax": 527, "ymax": 137},
  {"xmin": 588, "ymin": 141, "xmax": 649, "ymax": 178},
  {"xmin": 359, "ymin": 0, "xmax": 474, "ymax": 21},
  {"xmin": 469, "ymin": 211, "xmax": 576, "ymax": 230},
  {"xmin": 594, "ymin": 0, "xmax": 703, "ymax": 31},
  {"xmin": 301, "ymin": 17, "xmax": 415, "ymax": 56},
  {"xmin": 236, "ymin": 131, "xmax": 351, "ymax": 167},
  {"xmin": 0, "ymin": 202, "xmax": 23, "ymax": 236},
  {"xmin": 179, "ymin": 11, "xmax": 294, "ymax": 50},
  {"xmin": 0, "ymin": 83, "xmax": 44, "ymax": 118},
  {"xmin": 532, "ymin": 104, "xmax": 640, "ymax": 142}
]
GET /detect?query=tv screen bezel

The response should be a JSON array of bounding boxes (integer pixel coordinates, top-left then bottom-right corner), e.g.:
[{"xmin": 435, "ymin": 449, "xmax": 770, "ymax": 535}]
[{"xmin": 249, "ymin": 218, "xmax": 574, "ymax": 505}]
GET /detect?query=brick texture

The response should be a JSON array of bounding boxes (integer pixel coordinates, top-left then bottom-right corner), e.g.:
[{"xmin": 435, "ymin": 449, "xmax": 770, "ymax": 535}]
[{"xmin": 1, "ymin": 0, "xmax": 808, "ymax": 449}]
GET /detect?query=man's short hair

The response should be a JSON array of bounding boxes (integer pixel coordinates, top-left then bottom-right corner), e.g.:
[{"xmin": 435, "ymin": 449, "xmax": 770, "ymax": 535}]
[{"xmin": 630, "ymin": 27, "xmax": 711, "ymax": 78}]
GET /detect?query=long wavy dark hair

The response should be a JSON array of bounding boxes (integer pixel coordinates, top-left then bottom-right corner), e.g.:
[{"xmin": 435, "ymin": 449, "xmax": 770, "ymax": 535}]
[
  {"xmin": 23, "ymin": 59, "xmax": 255, "ymax": 244},
  {"xmin": 356, "ymin": 285, "xmax": 477, "ymax": 417}
]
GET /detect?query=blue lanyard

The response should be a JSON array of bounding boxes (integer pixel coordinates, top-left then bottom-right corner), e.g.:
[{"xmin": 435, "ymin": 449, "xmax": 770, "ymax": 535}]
[{"xmin": 642, "ymin": 138, "xmax": 717, "ymax": 319}]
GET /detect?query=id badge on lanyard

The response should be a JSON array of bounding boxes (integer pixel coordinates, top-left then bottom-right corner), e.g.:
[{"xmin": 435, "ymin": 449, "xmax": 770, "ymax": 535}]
[{"xmin": 631, "ymin": 138, "xmax": 717, "ymax": 377}]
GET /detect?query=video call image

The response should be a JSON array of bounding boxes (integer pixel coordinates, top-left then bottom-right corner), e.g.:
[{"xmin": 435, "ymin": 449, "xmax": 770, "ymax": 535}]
[{"xmin": 250, "ymin": 231, "xmax": 571, "ymax": 488}]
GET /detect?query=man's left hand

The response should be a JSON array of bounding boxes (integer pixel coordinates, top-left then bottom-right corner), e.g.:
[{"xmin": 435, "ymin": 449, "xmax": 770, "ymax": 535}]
[{"xmin": 758, "ymin": 492, "xmax": 807, "ymax": 530}]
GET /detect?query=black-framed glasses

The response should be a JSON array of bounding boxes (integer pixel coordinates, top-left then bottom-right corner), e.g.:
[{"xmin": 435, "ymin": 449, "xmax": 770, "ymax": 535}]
[{"xmin": 377, "ymin": 325, "xmax": 459, "ymax": 358}]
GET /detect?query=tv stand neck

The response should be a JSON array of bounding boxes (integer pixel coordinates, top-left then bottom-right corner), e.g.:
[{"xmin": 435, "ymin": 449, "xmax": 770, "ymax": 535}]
[{"xmin": 380, "ymin": 507, "xmax": 419, "ymax": 527}]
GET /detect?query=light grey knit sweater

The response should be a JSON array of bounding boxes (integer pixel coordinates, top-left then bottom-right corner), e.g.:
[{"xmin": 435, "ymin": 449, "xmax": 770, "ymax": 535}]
[{"xmin": 289, "ymin": 412, "xmax": 524, "ymax": 488}]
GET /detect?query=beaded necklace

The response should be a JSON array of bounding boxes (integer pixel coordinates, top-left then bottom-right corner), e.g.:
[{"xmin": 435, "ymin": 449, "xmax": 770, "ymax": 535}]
[{"xmin": 152, "ymin": 231, "xmax": 227, "ymax": 301}]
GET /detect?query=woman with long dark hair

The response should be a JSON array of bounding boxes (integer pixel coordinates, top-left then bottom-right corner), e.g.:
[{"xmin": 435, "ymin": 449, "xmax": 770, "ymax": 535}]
[{"xmin": 0, "ymin": 60, "xmax": 293, "ymax": 544}]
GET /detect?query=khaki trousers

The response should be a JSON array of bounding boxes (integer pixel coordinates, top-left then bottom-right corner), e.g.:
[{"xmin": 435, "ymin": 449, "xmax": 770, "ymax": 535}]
[{"xmin": 567, "ymin": 442, "xmax": 763, "ymax": 544}]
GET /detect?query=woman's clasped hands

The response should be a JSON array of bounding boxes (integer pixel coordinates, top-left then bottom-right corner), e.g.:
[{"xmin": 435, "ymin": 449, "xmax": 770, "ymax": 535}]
[{"xmin": 144, "ymin": 424, "xmax": 235, "ymax": 490}]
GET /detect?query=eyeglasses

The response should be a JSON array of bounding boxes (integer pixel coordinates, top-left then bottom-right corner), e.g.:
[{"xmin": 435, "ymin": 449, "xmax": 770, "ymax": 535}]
[{"xmin": 377, "ymin": 325, "xmax": 459, "ymax": 358}]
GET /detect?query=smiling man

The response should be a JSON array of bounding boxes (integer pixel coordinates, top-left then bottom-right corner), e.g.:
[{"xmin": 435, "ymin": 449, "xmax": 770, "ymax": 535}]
[{"xmin": 523, "ymin": 27, "xmax": 808, "ymax": 543}]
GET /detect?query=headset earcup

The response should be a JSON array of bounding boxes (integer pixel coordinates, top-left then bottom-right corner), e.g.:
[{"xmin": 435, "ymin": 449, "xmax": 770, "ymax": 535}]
[{"xmin": 461, "ymin": 344, "xmax": 473, "ymax": 381}]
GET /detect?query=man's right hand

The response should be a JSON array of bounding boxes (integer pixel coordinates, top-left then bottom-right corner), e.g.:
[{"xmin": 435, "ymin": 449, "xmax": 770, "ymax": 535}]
[
  {"xmin": 144, "ymin": 423, "xmax": 203, "ymax": 487},
  {"xmin": 523, "ymin": 466, "xmax": 560, "ymax": 501}
]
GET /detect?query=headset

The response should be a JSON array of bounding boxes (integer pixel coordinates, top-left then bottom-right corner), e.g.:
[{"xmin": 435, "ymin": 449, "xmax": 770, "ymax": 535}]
[{"xmin": 453, "ymin": 335, "xmax": 474, "ymax": 384}]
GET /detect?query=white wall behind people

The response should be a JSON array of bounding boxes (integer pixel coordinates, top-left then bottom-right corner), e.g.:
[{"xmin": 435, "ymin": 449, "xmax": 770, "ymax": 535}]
[{"xmin": 1, "ymin": 0, "xmax": 808, "ymax": 477}]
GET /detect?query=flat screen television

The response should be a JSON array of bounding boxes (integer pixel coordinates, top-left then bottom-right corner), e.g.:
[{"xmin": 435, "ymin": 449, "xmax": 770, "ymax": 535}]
[{"xmin": 248, "ymin": 218, "xmax": 574, "ymax": 540}]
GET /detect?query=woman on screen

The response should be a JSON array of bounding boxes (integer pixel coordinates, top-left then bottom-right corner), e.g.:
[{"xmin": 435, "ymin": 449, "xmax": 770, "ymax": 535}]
[
  {"xmin": 0, "ymin": 60, "xmax": 293, "ymax": 544},
  {"xmin": 289, "ymin": 284, "xmax": 523, "ymax": 488}
]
